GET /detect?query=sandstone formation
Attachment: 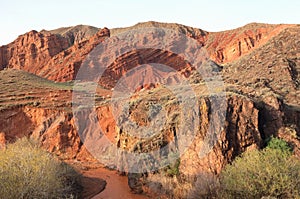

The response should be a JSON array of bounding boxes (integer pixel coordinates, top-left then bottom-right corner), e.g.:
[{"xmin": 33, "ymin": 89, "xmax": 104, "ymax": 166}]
[
  {"xmin": 1, "ymin": 92, "xmax": 297, "ymax": 173},
  {"xmin": 0, "ymin": 22, "xmax": 298, "ymax": 91},
  {"xmin": 0, "ymin": 28, "xmax": 109, "ymax": 82},
  {"xmin": 36, "ymin": 27, "xmax": 110, "ymax": 82},
  {"xmin": 206, "ymin": 23, "xmax": 294, "ymax": 63},
  {"xmin": 0, "ymin": 30, "xmax": 70, "ymax": 70}
]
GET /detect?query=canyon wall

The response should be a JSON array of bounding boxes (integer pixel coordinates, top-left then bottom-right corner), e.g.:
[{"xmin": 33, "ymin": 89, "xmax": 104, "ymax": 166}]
[{"xmin": 1, "ymin": 94, "xmax": 294, "ymax": 175}]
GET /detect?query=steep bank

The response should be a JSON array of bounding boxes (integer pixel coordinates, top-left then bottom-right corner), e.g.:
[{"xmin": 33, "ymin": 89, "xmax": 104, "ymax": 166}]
[{"xmin": 1, "ymin": 91, "xmax": 298, "ymax": 173}]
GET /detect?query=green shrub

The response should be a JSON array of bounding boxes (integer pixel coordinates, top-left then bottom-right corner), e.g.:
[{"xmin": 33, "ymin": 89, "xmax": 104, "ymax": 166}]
[
  {"xmin": 166, "ymin": 159, "xmax": 180, "ymax": 177},
  {"xmin": 266, "ymin": 136, "xmax": 292, "ymax": 153},
  {"xmin": 220, "ymin": 143, "xmax": 300, "ymax": 198},
  {"xmin": 0, "ymin": 138, "xmax": 81, "ymax": 199}
]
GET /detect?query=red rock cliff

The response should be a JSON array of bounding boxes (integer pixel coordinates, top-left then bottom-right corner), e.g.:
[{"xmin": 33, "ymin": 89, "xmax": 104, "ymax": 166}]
[{"xmin": 0, "ymin": 30, "xmax": 70, "ymax": 71}]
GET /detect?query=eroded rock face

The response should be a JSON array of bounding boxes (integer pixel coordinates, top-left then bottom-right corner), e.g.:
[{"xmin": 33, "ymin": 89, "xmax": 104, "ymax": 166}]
[
  {"xmin": 180, "ymin": 95, "xmax": 262, "ymax": 176},
  {"xmin": 110, "ymin": 21, "xmax": 209, "ymax": 46},
  {"xmin": 0, "ymin": 93, "xmax": 263, "ymax": 175},
  {"xmin": 96, "ymin": 50, "xmax": 197, "ymax": 90},
  {"xmin": 0, "ymin": 104, "xmax": 118, "ymax": 162},
  {"xmin": 41, "ymin": 24, "xmax": 99, "ymax": 45},
  {"xmin": 0, "ymin": 106, "xmax": 84, "ymax": 159},
  {"xmin": 3, "ymin": 93, "xmax": 297, "ymax": 178},
  {"xmin": 0, "ymin": 22, "xmax": 296, "ymax": 89},
  {"xmin": 0, "ymin": 30, "xmax": 70, "ymax": 71},
  {"xmin": 0, "ymin": 28, "xmax": 110, "ymax": 82},
  {"xmin": 35, "ymin": 27, "xmax": 110, "ymax": 82},
  {"xmin": 206, "ymin": 24, "xmax": 293, "ymax": 64}
]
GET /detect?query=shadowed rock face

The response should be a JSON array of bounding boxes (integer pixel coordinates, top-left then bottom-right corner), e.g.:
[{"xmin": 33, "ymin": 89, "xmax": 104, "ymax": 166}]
[{"xmin": 180, "ymin": 95, "xmax": 262, "ymax": 176}]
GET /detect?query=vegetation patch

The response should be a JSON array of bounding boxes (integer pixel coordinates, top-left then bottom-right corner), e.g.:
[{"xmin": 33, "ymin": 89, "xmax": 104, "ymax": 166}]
[
  {"xmin": 0, "ymin": 138, "xmax": 82, "ymax": 199},
  {"xmin": 220, "ymin": 138, "xmax": 300, "ymax": 199}
]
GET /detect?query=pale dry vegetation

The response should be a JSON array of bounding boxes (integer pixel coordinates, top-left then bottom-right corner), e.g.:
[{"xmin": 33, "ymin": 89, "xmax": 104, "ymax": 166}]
[{"xmin": 0, "ymin": 138, "xmax": 82, "ymax": 199}]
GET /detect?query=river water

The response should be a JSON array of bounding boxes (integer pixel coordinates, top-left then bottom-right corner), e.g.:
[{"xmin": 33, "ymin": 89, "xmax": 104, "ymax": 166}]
[{"xmin": 82, "ymin": 167, "xmax": 149, "ymax": 199}]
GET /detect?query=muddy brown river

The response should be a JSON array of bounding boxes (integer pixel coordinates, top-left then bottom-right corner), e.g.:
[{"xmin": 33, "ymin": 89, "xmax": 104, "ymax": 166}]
[{"xmin": 82, "ymin": 167, "xmax": 149, "ymax": 199}]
